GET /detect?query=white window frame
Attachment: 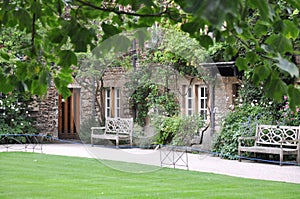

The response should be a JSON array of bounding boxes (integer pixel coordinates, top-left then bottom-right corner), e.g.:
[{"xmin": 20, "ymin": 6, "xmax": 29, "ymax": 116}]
[
  {"xmin": 105, "ymin": 88, "xmax": 111, "ymax": 118},
  {"xmin": 185, "ymin": 86, "xmax": 193, "ymax": 116},
  {"xmin": 115, "ymin": 88, "xmax": 120, "ymax": 118},
  {"xmin": 198, "ymin": 86, "xmax": 207, "ymax": 119}
]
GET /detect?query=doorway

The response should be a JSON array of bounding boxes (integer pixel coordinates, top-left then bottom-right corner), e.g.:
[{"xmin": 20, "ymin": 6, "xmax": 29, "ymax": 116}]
[{"xmin": 58, "ymin": 87, "xmax": 80, "ymax": 139}]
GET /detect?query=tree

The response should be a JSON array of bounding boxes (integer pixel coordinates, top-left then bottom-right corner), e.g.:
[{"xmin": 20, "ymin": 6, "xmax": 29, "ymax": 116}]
[{"xmin": 0, "ymin": 0, "xmax": 299, "ymax": 108}]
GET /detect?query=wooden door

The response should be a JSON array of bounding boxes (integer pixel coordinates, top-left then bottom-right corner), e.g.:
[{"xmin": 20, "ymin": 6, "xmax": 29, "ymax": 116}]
[{"xmin": 58, "ymin": 88, "xmax": 80, "ymax": 139}]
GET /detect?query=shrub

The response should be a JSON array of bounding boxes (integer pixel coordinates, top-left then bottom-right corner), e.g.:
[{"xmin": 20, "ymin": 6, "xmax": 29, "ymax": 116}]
[
  {"xmin": 132, "ymin": 124, "xmax": 155, "ymax": 148},
  {"xmin": 152, "ymin": 114, "xmax": 204, "ymax": 146},
  {"xmin": 0, "ymin": 93, "xmax": 38, "ymax": 136},
  {"xmin": 278, "ymin": 96, "xmax": 300, "ymax": 126},
  {"xmin": 212, "ymin": 104, "xmax": 274, "ymax": 159}
]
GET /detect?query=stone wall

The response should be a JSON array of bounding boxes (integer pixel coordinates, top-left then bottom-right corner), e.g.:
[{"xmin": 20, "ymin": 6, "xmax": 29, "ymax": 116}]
[{"xmin": 31, "ymin": 83, "xmax": 59, "ymax": 137}]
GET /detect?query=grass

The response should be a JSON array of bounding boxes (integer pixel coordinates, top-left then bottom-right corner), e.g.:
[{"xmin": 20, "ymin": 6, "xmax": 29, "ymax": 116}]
[{"xmin": 0, "ymin": 152, "xmax": 300, "ymax": 199}]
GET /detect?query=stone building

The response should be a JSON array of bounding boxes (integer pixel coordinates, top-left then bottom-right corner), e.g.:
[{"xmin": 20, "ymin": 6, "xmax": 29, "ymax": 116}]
[
  {"xmin": 33, "ymin": 55, "xmax": 300, "ymax": 148},
  {"xmin": 32, "ymin": 61, "xmax": 240, "ymax": 150}
]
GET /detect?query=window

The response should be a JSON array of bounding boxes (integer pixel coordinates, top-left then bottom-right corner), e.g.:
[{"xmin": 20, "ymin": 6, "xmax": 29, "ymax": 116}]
[
  {"xmin": 115, "ymin": 88, "xmax": 120, "ymax": 118},
  {"xmin": 183, "ymin": 85, "xmax": 208, "ymax": 119},
  {"xmin": 186, "ymin": 86, "xmax": 193, "ymax": 116},
  {"xmin": 198, "ymin": 86, "xmax": 207, "ymax": 119},
  {"xmin": 105, "ymin": 87, "xmax": 121, "ymax": 118},
  {"xmin": 105, "ymin": 88, "xmax": 111, "ymax": 117}
]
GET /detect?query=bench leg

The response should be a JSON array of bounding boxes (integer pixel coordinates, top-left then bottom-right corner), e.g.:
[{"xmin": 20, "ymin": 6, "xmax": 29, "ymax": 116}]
[
  {"xmin": 297, "ymin": 151, "xmax": 300, "ymax": 165},
  {"xmin": 91, "ymin": 137, "xmax": 94, "ymax": 147},
  {"xmin": 238, "ymin": 149, "xmax": 241, "ymax": 162},
  {"xmin": 116, "ymin": 138, "xmax": 119, "ymax": 148},
  {"xmin": 280, "ymin": 151, "xmax": 283, "ymax": 166}
]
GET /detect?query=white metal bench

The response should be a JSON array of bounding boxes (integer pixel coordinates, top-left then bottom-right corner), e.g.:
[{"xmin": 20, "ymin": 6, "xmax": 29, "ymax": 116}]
[
  {"xmin": 91, "ymin": 118, "xmax": 133, "ymax": 147},
  {"xmin": 238, "ymin": 124, "xmax": 300, "ymax": 165}
]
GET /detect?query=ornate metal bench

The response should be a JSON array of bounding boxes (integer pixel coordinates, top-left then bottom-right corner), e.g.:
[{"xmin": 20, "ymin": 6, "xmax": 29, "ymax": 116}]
[
  {"xmin": 91, "ymin": 118, "xmax": 133, "ymax": 147},
  {"xmin": 238, "ymin": 124, "xmax": 300, "ymax": 165}
]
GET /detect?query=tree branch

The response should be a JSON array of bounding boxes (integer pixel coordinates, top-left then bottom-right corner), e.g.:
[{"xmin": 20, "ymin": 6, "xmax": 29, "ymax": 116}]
[
  {"xmin": 31, "ymin": 2, "xmax": 36, "ymax": 54},
  {"xmin": 76, "ymin": 0, "xmax": 169, "ymax": 17},
  {"xmin": 57, "ymin": 0, "xmax": 62, "ymax": 16}
]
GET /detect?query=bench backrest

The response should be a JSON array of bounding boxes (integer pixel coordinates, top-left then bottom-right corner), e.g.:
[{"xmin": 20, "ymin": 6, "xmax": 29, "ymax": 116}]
[
  {"xmin": 256, "ymin": 125, "xmax": 300, "ymax": 147},
  {"xmin": 105, "ymin": 118, "xmax": 133, "ymax": 135}
]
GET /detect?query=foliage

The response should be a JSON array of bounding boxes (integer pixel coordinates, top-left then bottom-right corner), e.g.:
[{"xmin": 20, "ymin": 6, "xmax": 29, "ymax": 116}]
[
  {"xmin": 212, "ymin": 104, "xmax": 274, "ymax": 159},
  {"xmin": 278, "ymin": 96, "xmax": 300, "ymax": 126},
  {"xmin": 0, "ymin": 93, "xmax": 38, "ymax": 135},
  {"xmin": 212, "ymin": 69, "xmax": 300, "ymax": 159},
  {"xmin": 152, "ymin": 115, "xmax": 182, "ymax": 145},
  {"xmin": 126, "ymin": 55, "xmax": 181, "ymax": 126},
  {"xmin": 129, "ymin": 82, "xmax": 179, "ymax": 126},
  {"xmin": 237, "ymin": 74, "xmax": 271, "ymax": 106},
  {"xmin": 207, "ymin": 42, "xmax": 229, "ymax": 62},
  {"xmin": 1, "ymin": 0, "xmax": 300, "ymax": 108},
  {"xmin": 152, "ymin": 114, "xmax": 204, "ymax": 145},
  {"xmin": 176, "ymin": 0, "xmax": 300, "ymax": 108},
  {"xmin": 132, "ymin": 123, "xmax": 155, "ymax": 148},
  {"xmin": 172, "ymin": 115, "xmax": 205, "ymax": 146}
]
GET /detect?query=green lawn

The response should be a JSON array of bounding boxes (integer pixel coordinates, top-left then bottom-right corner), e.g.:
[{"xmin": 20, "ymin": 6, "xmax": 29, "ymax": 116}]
[{"xmin": 0, "ymin": 152, "xmax": 299, "ymax": 199}]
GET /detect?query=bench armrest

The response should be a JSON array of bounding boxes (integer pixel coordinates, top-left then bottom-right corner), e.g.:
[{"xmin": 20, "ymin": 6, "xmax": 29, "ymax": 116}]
[
  {"xmin": 91, "ymin": 127, "xmax": 106, "ymax": 135},
  {"xmin": 91, "ymin": 127, "xmax": 105, "ymax": 130},
  {"xmin": 238, "ymin": 136, "xmax": 256, "ymax": 147}
]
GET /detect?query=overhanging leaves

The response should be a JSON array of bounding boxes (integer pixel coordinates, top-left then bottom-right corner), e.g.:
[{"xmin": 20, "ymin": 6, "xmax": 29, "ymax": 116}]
[
  {"xmin": 247, "ymin": 0, "xmax": 273, "ymax": 20},
  {"xmin": 274, "ymin": 54, "xmax": 299, "ymax": 78},
  {"xmin": 265, "ymin": 34, "xmax": 293, "ymax": 54},
  {"xmin": 0, "ymin": 72, "xmax": 14, "ymax": 94},
  {"xmin": 264, "ymin": 73, "xmax": 287, "ymax": 101},
  {"xmin": 197, "ymin": 35, "xmax": 213, "ymax": 50},
  {"xmin": 235, "ymin": 57, "xmax": 248, "ymax": 71},
  {"xmin": 254, "ymin": 21, "xmax": 269, "ymax": 37},
  {"xmin": 288, "ymin": 85, "xmax": 300, "ymax": 111},
  {"xmin": 58, "ymin": 50, "xmax": 77, "ymax": 68},
  {"xmin": 252, "ymin": 64, "xmax": 271, "ymax": 85},
  {"xmin": 175, "ymin": 0, "xmax": 239, "ymax": 27},
  {"xmin": 102, "ymin": 23, "xmax": 122, "ymax": 40},
  {"xmin": 282, "ymin": 20, "xmax": 299, "ymax": 40}
]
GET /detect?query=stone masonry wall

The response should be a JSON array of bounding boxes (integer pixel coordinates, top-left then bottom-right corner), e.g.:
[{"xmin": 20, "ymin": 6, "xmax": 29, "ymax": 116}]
[{"xmin": 31, "ymin": 83, "xmax": 59, "ymax": 137}]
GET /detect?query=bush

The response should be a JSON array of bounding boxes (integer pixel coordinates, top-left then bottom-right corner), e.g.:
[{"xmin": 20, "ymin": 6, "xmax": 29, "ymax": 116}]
[
  {"xmin": 212, "ymin": 104, "xmax": 274, "ymax": 159},
  {"xmin": 132, "ymin": 124, "xmax": 155, "ymax": 148},
  {"xmin": 278, "ymin": 96, "xmax": 300, "ymax": 126},
  {"xmin": 0, "ymin": 93, "xmax": 38, "ymax": 136},
  {"xmin": 152, "ymin": 114, "xmax": 204, "ymax": 146}
]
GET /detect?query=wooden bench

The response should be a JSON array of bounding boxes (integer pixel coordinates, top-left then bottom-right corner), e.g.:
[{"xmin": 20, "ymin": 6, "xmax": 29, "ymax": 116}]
[
  {"xmin": 91, "ymin": 118, "xmax": 133, "ymax": 147},
  {"xmin": 238, "ymin": 124, "xmax": 300, "ymax": 165}
]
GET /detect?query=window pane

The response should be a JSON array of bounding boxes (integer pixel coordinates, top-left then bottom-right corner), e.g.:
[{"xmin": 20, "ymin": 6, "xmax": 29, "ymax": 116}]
[
  {"xmin": 201, "ymin": 87, "xmax": 205, "ymax": 97},
  {"xmin": 188, "ymin": 87, "xmax": 192, "ymax": 97},
  {"xmin": 188, "ymin": 99, "xmax": 192, "ymax": 109}
]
